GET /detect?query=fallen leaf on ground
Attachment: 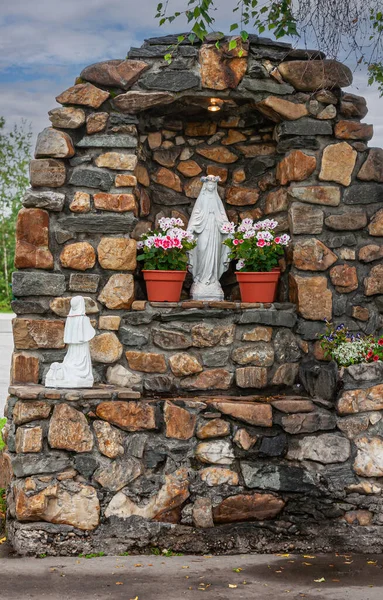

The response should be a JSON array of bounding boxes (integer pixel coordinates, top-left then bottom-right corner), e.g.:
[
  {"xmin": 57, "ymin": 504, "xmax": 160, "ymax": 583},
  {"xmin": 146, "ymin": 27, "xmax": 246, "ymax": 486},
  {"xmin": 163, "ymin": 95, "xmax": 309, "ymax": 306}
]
[
  {"xmin": 233, "ymin": 568, "xmax": 242, "ymax": 573},
  {"xmin": 314, "ymin": 578, "xmax": 325, "ymax": 583},
  {"xmin": 367, "ymin": 560, "xmax": 377, "ymax": 565},
  {"xmin": 115, "ymin": 582, "xmax": 123, "ymax": 585},
  {"xmin": 302, "ymin": 562, "xmax": 312, "ymax": 566},
  {"xmin": 303, "ymin": 555, "xmax": 315, "ymax": 559},
  {"xmin": 332, "ymin": 579, "xmax": 340, "ymax": 582},
  {"xmin": 228, "ymin": 584, "xmax": 238, "ymax": 588},
  {"xmin": 0, "ymin": 537, "xmax": 6, "ymax": 544},
  {"xmin": 275, "ymin": 553, "xmax": 290, "ymax": 557},
  {"xmin": 134, "ymin": 563, "xmax": 142, "ymax": 567}
]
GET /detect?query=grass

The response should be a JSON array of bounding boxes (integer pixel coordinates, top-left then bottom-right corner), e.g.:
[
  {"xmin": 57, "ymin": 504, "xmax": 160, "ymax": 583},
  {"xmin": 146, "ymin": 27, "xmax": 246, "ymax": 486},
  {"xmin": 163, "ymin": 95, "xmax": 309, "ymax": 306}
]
[
  {"xmin": 0, "ymin": 418, "xmax": 6, "ymax": 451},
  {"xmin": 79, "ymin": 552, "xmax": 106, "ymax": 559}
]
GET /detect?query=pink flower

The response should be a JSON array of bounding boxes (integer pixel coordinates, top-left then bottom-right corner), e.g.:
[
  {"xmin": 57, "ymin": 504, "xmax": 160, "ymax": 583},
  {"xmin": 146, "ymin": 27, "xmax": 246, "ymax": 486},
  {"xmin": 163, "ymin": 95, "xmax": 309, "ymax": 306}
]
[
  {"xmin": 275, "ymin": 237, "xmax": 281, "ymax": 244},
  {"xmin": 233, "ymin": 239, "xmax": 240, "ymax": 246},
  {"xmin": 378, "ymin": 339, "xmax": 383, "ymax": 346},
  {"xmin": 239, "ymin": 239, "xmax": 244, "ymax": 244},
  {"xmin": 162, "ymin": 240, "xmax": 170, "ymax": 249},
  {"xmin": 257, "ymin": 239, "xmax": 266, "ymax": 247},
  {"xmin": 373, "ymin": 355, "xmax": 380, "ymax": 362}
]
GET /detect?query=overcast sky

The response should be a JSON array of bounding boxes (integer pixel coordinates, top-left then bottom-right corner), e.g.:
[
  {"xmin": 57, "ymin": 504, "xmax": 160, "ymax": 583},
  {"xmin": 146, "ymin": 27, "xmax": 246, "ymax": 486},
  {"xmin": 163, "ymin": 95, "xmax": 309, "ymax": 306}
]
[{"xmin": 1, "ymin": 0, "xmax": 382, "ymax": 148}]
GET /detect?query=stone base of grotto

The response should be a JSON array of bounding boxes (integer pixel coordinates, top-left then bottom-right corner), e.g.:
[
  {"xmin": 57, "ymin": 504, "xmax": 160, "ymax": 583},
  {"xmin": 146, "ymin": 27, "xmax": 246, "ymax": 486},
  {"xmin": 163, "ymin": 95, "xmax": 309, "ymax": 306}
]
[{"xmin": 5, "ymin": 371, "xmax": 383, "ymax": 556}]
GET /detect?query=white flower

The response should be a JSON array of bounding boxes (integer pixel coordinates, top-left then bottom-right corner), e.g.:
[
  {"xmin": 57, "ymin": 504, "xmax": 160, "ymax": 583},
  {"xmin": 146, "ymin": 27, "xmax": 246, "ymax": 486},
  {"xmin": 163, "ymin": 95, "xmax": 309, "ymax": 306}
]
[
  {"xmin": 280, "ymin": 233, "xmax": 290, "ymax": 245},
  {"xmin": 243, "ymin": 229, "xmax": 255, "ymax": 239},
  {"xmin": 221, "ymin": 221, "xmax": 236, "ymax": 234},
  {"xmin": 236, "ymin": 259, "xmax": 246, "ymax": 270},
  {"xmin": 256, "ymin": 230, "xmax": 273, "ymax": 242},
  {"xmin": 136, "ymin": 241, "xmax": 144, "ymax": 249}
]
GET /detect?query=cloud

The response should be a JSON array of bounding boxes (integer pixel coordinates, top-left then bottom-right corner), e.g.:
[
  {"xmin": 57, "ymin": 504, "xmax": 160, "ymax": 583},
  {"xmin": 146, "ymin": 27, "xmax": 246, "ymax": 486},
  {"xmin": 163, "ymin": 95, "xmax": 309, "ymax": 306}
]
[{"xmin": 0, "ymin": 0, "xmax": 382, "ymax": 149}]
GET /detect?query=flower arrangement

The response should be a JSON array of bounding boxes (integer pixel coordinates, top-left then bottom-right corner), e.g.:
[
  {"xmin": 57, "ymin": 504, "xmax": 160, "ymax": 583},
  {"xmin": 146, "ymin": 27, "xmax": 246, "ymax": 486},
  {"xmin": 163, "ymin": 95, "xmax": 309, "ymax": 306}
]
[
  {"xmin": 222, "ymin": 218, "xmax": 290, "ymax": 272},
  {"xmin": 136, "ymin": 217, "xmax": 196, "ymax": 271},
  {"xmin": 319, "ymin": 320, "xmax": 383, "ymax": 367}
]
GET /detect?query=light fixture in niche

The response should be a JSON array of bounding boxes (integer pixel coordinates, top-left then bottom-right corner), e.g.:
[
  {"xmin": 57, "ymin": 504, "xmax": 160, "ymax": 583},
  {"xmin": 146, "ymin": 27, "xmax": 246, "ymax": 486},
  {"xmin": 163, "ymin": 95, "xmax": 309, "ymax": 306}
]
[{"xmin": 208, "ymin": 98, "xmax": 223, "ymax": 112}]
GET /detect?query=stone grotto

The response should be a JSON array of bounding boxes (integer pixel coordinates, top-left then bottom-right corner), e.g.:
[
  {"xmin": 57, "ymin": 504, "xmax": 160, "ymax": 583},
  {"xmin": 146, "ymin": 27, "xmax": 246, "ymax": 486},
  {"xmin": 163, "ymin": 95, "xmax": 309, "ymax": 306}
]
[{"xmin": 3, "ymin": 32, "xmax": 383, "ymax": 556}]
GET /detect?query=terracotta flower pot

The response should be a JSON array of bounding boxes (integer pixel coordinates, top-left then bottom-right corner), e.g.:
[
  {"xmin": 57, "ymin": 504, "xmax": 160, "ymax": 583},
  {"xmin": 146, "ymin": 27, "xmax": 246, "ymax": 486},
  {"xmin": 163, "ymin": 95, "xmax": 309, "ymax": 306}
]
[
  {"xmin": 143, "ymin": 270, "xmax": 187, "ymax": 302},
  {"xmin": 236, "ymin": 270, "xmax": 280, "ymax": 303}
]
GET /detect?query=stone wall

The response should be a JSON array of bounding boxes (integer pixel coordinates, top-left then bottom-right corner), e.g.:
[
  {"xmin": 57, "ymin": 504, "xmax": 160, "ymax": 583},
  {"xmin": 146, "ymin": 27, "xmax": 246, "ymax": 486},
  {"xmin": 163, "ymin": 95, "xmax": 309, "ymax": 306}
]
[
  {"xmin": 4, "ymin": 371, "xmax": 383, "ymax": 556},
  {"xmin": 5, "ymin": 32, "xmax": 383, "ymax": 555}
]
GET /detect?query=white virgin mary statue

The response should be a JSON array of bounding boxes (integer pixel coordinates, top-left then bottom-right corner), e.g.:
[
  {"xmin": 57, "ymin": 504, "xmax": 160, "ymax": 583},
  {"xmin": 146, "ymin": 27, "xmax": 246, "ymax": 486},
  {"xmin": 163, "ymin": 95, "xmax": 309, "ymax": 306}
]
[
  {"xmin": 45, "ymin": 296, "xmax": 95, "ymax": 388},
  {"xmin": 187, "ymin": 175, "xmax": 231, "ymax": 301}
]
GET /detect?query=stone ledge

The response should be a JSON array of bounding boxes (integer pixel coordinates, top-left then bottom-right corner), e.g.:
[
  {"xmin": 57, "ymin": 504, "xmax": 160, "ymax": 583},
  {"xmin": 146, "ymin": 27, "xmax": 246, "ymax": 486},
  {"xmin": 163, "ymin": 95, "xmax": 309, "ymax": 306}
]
[
  {"xmin": 8, "ymin": 384, "xmax": 141, "ymax": 401},
  {"xmin": 132, "ymin": 301, "xmax": 296, "ymax": 311}
]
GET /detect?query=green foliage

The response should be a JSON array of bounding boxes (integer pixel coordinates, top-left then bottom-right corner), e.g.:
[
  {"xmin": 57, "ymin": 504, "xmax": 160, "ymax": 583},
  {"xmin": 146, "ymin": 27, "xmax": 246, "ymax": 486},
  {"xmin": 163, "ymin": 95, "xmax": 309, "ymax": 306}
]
[
  {"xmin": 0, "ymin": 488, "xmax": 6, "ymax": 518},
  {"xmin": 38, "ymin": 553, "xmax": 47, "ymax": 559},
  {"xmin": 155, "ymin": 0, "xmax": 383, "ymax": 95},
  {"xmin": 0, "ymin": 117, "xmax": 32, "ymax": 310},
  {"xmin": 318, "ymin": 321, "xmax": 382, "ymax": 366},
  {"xmin": 79, "ymin": 551, "xmax": 106, "ymax": 558},
  {"xmin": 0, "ymin": 418, "xmax": 6, "ymax": 451},
  {"xmin": 136, "ymin": 217, "xmax": 196, "ymax": 271}
]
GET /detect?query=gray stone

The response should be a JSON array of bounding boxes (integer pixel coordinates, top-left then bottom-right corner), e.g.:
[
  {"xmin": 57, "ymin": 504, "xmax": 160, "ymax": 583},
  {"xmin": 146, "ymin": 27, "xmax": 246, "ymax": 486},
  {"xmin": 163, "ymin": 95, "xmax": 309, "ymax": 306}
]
[
  {"xmin": 248, "ymin": 61, "xmax": 269, "ymax": 78},
  {"xmin": 119, "ymin": 326, "xmax": 149, "ymax": 347},
  {"xmin": 277, "ymin": 137, "xmax": 320, "ymax": 153},
  {"xmin": 73, "ymin": 455, "xmax": 99, "ymax": 479},
  {"xmin": 242, "ymin": 78, "xmax": 294, "ymax": 95},
  {"xmin": 59, "ymin": 214, "xmax": 137, "ymax": 233},
  {"xmin": 299, "ymin": 358, "xmax": 338, "ymax": 400},
  {"xmin": 346, "ymin": 362, "xmax": 383, "ymax": 382},
  {"xmin": 323, "ymin": 233, "xmax": 357, "ymax": 248},
  {"xmin": 344, "ymin": 184, "xmax": 383, "ymax": 205},
  {"xmin": 54, "ymin": 228, "xmax": 75, "ymax": 245},
  {"xmin": 11, "ymin": 452, "xmax": 71, "ymax": 477},
  {"xmin": 232, "ymin": 343, "xmax": 274, "ymax": 367},
  {"xmin": 128, "ymin": 45, "xmax": 197, "ymax": 58},
  {"xmin": 69, "ymin": 273, "xmax": 100, "ymax": 293},
  {"xmin": 11, "ymin": 300, "xmax": 48, "ymax": 314},
  {"xmin": 94, "ymin": 456, "xmax": 143, "ymax": 491},
  {"xmin": 22, "ymin": 189, "xmax": 65, "ymax": 212},
  {"xmin": 280, "ymin": 409, "xmax": 336, "ymax": 434},
  {"xmin": 333, "ymin": 294, "xmax": 348, "ymax": 317},
  {"xmin": 109, "ymin": 113, "xmax": 139, "ymax": 126},
  {"xmin": 125, "ymin": 434, "xmax": 148, "ymax": 459},
  {"xmin": 161, "ymin": 309, "xmax": 229, "ymax": 322},
  {"xmin": 152, "ymin": 188, "xmax": 191, "ymax": 206},
  {"xmin": 202, "ymin": 348, "xmax": 231, "ymax": 367},
  {"xmin": 277, "ymin": 118, "xmax": 332, "ymax": 137},
  {"xmin": 144, "ymin": 375, "xmax": 176, "ymax": 393},
  {"xmin": 287, "ymin": 433, "xmax": 351, "ymax": 463},
  {"xmin": 296, "ymin": 320, "xmax": 327, "ymax": 340},
  {"xmin": 76, "ymin": 134, "xmax": 137, "ymax": 148},
  {"xmin": 152, "ymin": 328, "xmax": 191, "ymax": 350},
  {"xmin": 69, "ymin": 155, "xmax": 92, "ymax": 166},
  {"xmin": 69, "ymin": 167, "xmax": 113, "ymax": 191},
  {"xmin": 274, "ymin": 330, "xmax": 301, "ymax": 363},
  {"xmin": 195, "ymin": 439, "xmax": 234, "ymax": 465},
  {"xmin": 241, "ymin": 462, "xmax": 317, "ymax": 492},
  {"xmin": 140, "ymin": 71, "xmax": 200, "ymax": 92},
  {"xmin": 258, "ymin": 434, "xmax": 288, "ymax": 457},
  {"xmin": 12, "ymin": 272, "xmax": 66, "ymax": 297},
  {"xmin": 237, "ymin": 309, "xmax": 297, "ymax": 328},
  {"xmin": 288, "ymin": 203, "xmax": 324, "ymax": 235},
  {"xmin": 246, "ymin": 157, "xmax": 275, "ymax": 179}
]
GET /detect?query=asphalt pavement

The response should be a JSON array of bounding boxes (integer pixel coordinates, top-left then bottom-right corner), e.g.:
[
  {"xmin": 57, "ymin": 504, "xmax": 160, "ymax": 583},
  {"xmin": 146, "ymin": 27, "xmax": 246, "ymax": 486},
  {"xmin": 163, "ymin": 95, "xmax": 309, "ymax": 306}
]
[{"xmin": 0, "ymin": 551, "xmax": 382, "ymax": 600}]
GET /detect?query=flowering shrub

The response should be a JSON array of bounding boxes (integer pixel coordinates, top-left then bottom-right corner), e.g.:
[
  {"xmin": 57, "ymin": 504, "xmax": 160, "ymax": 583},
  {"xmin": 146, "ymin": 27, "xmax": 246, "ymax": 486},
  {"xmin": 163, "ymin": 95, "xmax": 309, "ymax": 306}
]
[
  {"xmin": 319, "ymin": 320, "xmax": 383, "ymax": 367},
  {"xmin": 222, "ymin": 218, "xmax": 290, "ymax": 272},
  {"xmin": 137, "ymin": 217, "xmax": 196, "ymax": 271}
]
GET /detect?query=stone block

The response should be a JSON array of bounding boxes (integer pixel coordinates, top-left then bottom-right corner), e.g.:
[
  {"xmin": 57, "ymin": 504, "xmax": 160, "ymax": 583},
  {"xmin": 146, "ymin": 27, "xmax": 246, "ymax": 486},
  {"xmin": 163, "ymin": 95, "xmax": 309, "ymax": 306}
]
[
  {"xmin": 164, "ymin": 401, "xmax": 196, "ymax": 440},
  {"xmin": 288, "ymin": 185, "xmax": 340, "ymax": 206},
  {"xmin": 353, "ymin": 436, "xmax": 383, "ymax": 477},
  {"xmin": 90, "ymin": 332, "xmax": 123, "ymax": 363},
  {"xmin": 69, "ymin": 192, "xmax": 90, "ymax": 213},
  {"xmin": 335, "ymin": 120, "xmax": 373, "ymax": 140},
  {"xmin": 357, "ymin": 148, "xmax": 383, "ymax": 183},
  {"xmin": 288, "ymin": 203, "xmax": 323, "ymax": 234},
  {"xmin": 226, "ymin": 185, "xmax": 260, "ymax": 206},
  {"xmin": 15, "ymin": 207, "xmax": 53, "ymax": 270},
  {"xmin": 241, "ymin": 462, "xmax": 316, "ymax": 492},
  {"xmin": 232, "ymin": 343, "xmax": 274, "ymax": 366},
  {"xmin": 125, "ymin": 351, "xmax": 167, "ymax": 373},
  {"xmin": 264, "ymin": 188, "xmax": 288, "ymax": 214},
  {"xmin": 80, "ymin": 58, "xmax": 149, "ymax": 89},
  {"xmin": 169, "ymin": 353, "xmax": 203, "ymax": 377},
  {"xmin": 213, "ymin": 493, "xmax": 284, "ymax": 523},
  {"xmin": 276, "ymin": 150, "xmax": 316, "ymax": 185},
  {"xmin": 13, "ymin": 401, "xmax": 51, "ymax": 425},
  {"xmin": 48, "ymin": 404, "xmax": 93, "ymax": 452},
  {"xmin": 11, "ymin": 353, "xmax": 39, "ymax": 384},
  {"xmin": 277, "ymin": 118, "xmax": 332, "ymax": 137},
  {"xmin": 35, "ymin": 128, "xmax": 74, "ymax": 158},
  {"xmin": 56, "ymin": 82, "xmax": 109, "ymax": 108},
  {"xmin": 278, "ymin": 59, "xmax": 352, "ymax": 90},
  {"xmin": 293, "ymin": 239, "xmax": 337, "ymax": 271},
  {"xmin": 15, "ymin": 426, "xmax": 43, "ymax": 453},
  {"xmin": 152, "ymin": 328, "xmax": 191, "ymax": 350},
  {"xmin": 200, "ymin": 467, "xmax": 239, "ymax": 486},
  {"xmin": 22, "ymin": 189, "xmax": 65, "ymax": 212},
  {"xmin": 181, "ymin": 369, "xmax": 233, "ymax": 390},
  {"xmin": 60, "ymin": 242, "xmax": 96, "ymax": 271},
  {"xmin": 99, "ymin": 315, "xmax": 121, "ymax": 331},
  {"xmin": 329, "ymin": 264, "xmax": 358, "ymax": 293},
  {"xmin": 319, "ymin": 142, "xmax": 357, "ymax": 186},
  {"xmin": 325, "ymin": 211, "xmax": 367, "ymax": 231},
  {"xmin": 191, "ymin": 324, "xmax": 235, "ymax": 347},
  {"xmin": 210, "ymin": 400, "xmax": 272, "ymax": 427},
  {"xmin": 256, "ymin": 96, "xmax": 308, "ymax": 121},
  {"xmin": 195, "ymin": 439, "xmax": 234, "ymax": 465},
  {"xmin": 115, "ymin": 174, "xmax": 137, "ymax": 187},
  {"xmin": 106, "ymin": 364, "xmax": 142, "ymax": 388},
  {"xmin": 94, "ymin": 152, "xmax": 137, "ymax": 169},
  {"xmin": 141, "ymin": 71, "xmax": 200, "ymax": 92},
  {"xmin": 196, "ymin": 146, "xmax": 239, "ymax": 164},
  {"xmin": 272, "ymin": 363, "xmax": 299, "ymax": 385},
  {"xmin": 96, "ymin": 401, "xmax": 157, "ymax": 431},
  {"xmin": 196, "ymin": 418, "xmax": 230, "ymax": 439},
  {"xmin": 236, "ymin": 366, "xmax": 268, "ymax": 388},
  {"xmin": 93, "ymin": 456, "xmax": 143, "ymax": 492},
  {"xmin": 48, "ymin": 107, "xmax": 86, "ymax": 128},
  {"xmin": 344, "ymin": 183, "xmax": 383, "ymax": 205},
  {"xmin": 69, "ymin": 273, "xmax": 100, "ymax": 293},
  {"xmin": 192, "ymin": 497, "xmax": 214, "ymax": 528},
  {"xmin": 242, "ymin": 326, "xmax": 272, "ymax": 342},
  {"xmin": 152, "ymin": 167, "xmax": 182, "ymax": 192},
  {"xmin": 369, "ymin": 209, "xmax": 383, "ymax": 236},
  {"xmin": 30, "ymin": 159, "xmax": 66, "ymax": 188},
  {"xmin": 11, "ymin": 452, "xmax": 71, "ymax": 477},
  {"xmin": 337, "ymin": 384, "xmax": 383, "ymax": 414},
  {"xmin": 289, "ymin": 274, "xmax": 332, "ymax": 320},
  {"xmin": 97, "ymin": 237, "xmax": 136, "ymax": 270},
  {"xmin": 59, "ymin": 214, "xmax": 137, "ymax": 234},
  {"xmin": 113, "ymin": 91, "xmax": 175, "ymax": 114},
  {"xmin": 98, "ymin": 274, "xmax": 135, "ymax": 309},
  {"xmin": 287, "ymin": 433, "xmax": 350, "ymax": 463},
  {"xmin": 86, "ymin": 112, "xmax": 109, "ymax": 134},
  {"xmin": 69, "ymin": 167, "xmax": 113, "ymax": 191},
  {"xmin": 119, "ymin": 326, "xmax": 148, "ymax": 347},
  {"xmin": 13, "ymin": 319, "xmax": 65, "ymax": 349},
  {"xmin": 200, "ymin": 42, "xmax": 248, "ymax": 90}
]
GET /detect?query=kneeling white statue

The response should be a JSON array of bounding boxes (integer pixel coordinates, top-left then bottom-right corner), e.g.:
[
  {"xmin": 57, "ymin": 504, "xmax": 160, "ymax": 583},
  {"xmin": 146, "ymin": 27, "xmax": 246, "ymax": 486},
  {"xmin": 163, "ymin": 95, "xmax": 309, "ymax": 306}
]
[
  {"xmin": 45, "ymin": 296, "xmax": 95, "ymax": 388},
  {"xmin": 187, "ymin": 175, "xmax": 231, "ymax": 301}
]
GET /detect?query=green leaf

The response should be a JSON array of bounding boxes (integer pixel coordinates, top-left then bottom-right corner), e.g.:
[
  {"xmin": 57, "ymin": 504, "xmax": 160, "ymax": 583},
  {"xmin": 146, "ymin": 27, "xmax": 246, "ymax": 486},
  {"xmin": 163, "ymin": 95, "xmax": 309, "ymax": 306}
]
[
  {"xmin": 230, "ymin": 23, "xmax": 239, "ymax": 31},
  {"xmin": 228, "ymin": 39, "xmax": 237, "ymax": 51}
]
